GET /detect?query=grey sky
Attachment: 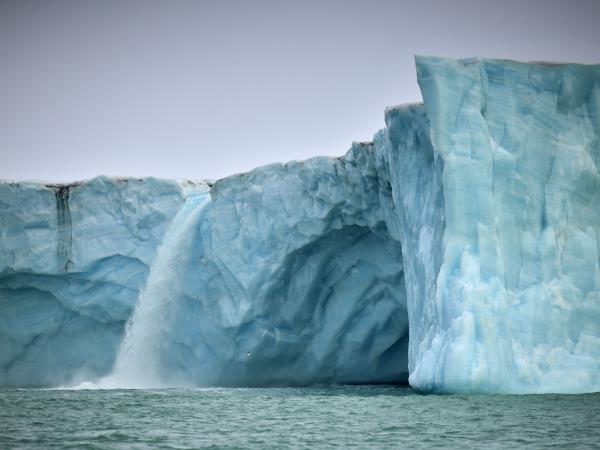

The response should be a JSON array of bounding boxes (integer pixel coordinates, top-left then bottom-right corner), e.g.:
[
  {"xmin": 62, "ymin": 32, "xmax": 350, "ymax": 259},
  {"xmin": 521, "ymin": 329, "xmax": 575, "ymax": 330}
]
[{"xmin": 1, "ymin": 0, "xmax": 599, "ymax": 182}]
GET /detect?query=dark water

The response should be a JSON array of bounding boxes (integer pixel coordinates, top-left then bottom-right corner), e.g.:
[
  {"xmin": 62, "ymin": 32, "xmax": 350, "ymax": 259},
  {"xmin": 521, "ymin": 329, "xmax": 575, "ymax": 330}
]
[{"xmin": 1, "ymin": 386, "xmax": 599, "ymax": 449}]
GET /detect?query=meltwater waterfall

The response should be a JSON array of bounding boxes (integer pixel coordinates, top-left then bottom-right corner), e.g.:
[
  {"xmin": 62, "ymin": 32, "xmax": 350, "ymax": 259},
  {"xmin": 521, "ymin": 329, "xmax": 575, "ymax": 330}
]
[{"xmin": 101, "ymin": 191, "xmax": 210, "ymax": 388}]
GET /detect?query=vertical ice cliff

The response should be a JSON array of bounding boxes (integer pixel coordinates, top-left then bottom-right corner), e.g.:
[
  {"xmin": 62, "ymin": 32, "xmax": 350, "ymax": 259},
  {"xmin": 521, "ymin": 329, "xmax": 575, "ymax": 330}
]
[
  {"xmin": 409, "ymin": 57, "xmax": 600, "ymax": 393},
  {"xmin": 115, "ymin": 152, "xmax": 410, "ymax": 387},
  {"xmin": 0, "ymin": 177, "xmax": 201, "ymax": 386},
  {"xmin": 0, "ymin": 57, "xmax": 599, "ymax": 393},
  {"xmin": 371, "ymin": 104, "xmax": 446, "ymax": 388}
]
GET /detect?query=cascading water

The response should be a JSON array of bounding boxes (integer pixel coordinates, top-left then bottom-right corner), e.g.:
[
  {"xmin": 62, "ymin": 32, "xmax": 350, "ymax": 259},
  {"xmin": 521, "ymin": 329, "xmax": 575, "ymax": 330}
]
[{"xmin": 97, "ymin": 189, "xmax": 210, "ymax": 388}]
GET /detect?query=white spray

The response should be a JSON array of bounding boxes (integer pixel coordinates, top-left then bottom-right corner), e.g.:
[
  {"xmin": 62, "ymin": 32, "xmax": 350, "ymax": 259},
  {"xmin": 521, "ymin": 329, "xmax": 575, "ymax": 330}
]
[{"xmin": 94, "ymin": 189, "xmax": 210, "ymax": 388}]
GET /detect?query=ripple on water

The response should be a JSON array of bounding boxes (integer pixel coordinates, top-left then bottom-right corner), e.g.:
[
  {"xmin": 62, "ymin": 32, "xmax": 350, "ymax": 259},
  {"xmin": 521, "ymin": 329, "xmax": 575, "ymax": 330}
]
[{"xmin": 1, "ymin": 386, "xmax": 600, "ymax": 449}]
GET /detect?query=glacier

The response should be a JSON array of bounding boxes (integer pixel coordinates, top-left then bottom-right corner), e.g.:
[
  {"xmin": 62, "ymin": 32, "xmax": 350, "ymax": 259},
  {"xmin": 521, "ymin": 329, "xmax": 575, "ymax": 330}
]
[{"xmin": 1, "ymin": 57, "xmax": 599, "ymax": 393}]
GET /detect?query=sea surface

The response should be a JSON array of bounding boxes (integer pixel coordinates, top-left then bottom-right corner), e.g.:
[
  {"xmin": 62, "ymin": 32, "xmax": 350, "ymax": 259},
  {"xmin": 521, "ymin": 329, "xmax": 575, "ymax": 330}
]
[{"xmin": 1, "ymin": 386, "xmax": 599, "ymax": 449}]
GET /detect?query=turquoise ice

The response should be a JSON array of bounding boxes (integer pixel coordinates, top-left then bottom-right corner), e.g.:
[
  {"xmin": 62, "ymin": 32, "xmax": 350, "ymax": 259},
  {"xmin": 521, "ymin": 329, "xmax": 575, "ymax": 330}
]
[
  {"xmin": 411, "ymin": 57, "xmax": 600, "ymax": 393},
  {"xmin": 1, "ymin": 57, "xmax": 599, "ymax": 393}
]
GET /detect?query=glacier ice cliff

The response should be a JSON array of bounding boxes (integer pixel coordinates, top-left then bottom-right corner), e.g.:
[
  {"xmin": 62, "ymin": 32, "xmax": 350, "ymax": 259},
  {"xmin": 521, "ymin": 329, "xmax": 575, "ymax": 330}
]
[
  {"xmin": 0, "ymin": 177, "xmax": 201, "ymax": 386},
  {"xmin": 411, "ymin": 57, "xmax": 600, "ymax": 393},
  {"xmin": 1, "ymin": 57, "xmax": 599, "ymax": 393}
]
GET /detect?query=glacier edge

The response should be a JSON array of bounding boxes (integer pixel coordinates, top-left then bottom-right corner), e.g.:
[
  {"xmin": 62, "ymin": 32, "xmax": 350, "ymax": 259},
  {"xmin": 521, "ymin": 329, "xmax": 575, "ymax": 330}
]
[{"xmin": 1, "ymin": 57, "xmax": 599, "ymax": 394}]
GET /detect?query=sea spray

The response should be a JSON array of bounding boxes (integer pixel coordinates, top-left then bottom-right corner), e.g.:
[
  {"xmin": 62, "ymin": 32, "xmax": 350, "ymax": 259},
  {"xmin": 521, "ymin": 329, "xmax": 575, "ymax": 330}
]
[{"xmin": 98, "ymin": 189, "xmax": 210, "ymax": 388}]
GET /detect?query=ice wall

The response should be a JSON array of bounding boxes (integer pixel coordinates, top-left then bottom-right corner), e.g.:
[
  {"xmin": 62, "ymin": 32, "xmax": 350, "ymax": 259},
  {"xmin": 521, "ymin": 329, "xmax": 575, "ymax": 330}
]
[
  {"xmin": 0, "ymin": 177, "xmax": 200, "ymax": 386},
  {"xmin": 0, "ymin": 57, "xmax": 599, "ymax": 393},
  {"xmin": 0, "ymin": 154, "xmax": 411, "ymax": 387},
  {"xmin": 110, "ymin": 151, "xmax": 409, "ymax": 387},
  {"xmin": 411, "ymin": 57, "xmax": 600, "ymax": 393},
  {"xmin": 372, "ymin": 104, "xmax": 446, "ymax": 384}
]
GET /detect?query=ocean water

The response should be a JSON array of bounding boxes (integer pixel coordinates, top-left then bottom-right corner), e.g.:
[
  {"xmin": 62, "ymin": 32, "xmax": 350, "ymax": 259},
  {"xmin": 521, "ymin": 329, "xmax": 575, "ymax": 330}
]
[{"xmin": 1, "ymin": 386, "xmax": 599, "ymax": 449}]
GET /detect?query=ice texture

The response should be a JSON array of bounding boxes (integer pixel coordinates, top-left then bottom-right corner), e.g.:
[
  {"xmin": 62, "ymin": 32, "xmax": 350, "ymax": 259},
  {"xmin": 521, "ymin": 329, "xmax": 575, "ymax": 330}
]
[
  {"xmin": 100, "ymin": 146, "xmax": 411, "ymax": 388},
  {"xmin": 411, "ymin": 57, "xmax": 600, "ymax": 393},
  {"xmin": 0, "ymin": 177, "xmax": 201, "ymax": 385},
  {"xmin": 1, "ymin": 57, "xmax": 599, "ymax": 393}
]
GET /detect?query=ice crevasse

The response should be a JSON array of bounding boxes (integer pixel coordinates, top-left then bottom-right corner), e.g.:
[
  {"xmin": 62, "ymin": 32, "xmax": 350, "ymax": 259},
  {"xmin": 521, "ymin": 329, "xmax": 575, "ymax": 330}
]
[{"xmin": 1, "ymin": 57, "xmax": 599, "ymax": 394}]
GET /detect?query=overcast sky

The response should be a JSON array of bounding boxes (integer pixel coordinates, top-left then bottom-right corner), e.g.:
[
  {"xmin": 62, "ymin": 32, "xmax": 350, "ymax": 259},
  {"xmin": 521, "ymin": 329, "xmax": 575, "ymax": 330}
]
[{"xmin": 1, "ymin": 0, "xmax": 599, "ymax": 182}]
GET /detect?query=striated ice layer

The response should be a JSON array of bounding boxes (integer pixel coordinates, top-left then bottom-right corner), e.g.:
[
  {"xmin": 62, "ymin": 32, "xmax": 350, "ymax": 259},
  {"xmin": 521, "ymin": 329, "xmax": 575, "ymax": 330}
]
[
  {"xmin": 412, "ymin": 57, "xmax": 600, "ymax": 393},
  {"xmin": 0, "ymin": 177, "xmax": 204, "ymax": 386},
  {"xmin": 0, "ymin": 57, "xmax": 599, "ymax": 393}
]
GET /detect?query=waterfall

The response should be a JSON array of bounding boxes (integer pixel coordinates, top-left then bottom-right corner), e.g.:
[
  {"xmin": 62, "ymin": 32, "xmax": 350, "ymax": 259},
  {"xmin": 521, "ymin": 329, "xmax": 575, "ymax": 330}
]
[{"xmin": 98, "ymin": 190, "xmax": 210, "ymax": 388}]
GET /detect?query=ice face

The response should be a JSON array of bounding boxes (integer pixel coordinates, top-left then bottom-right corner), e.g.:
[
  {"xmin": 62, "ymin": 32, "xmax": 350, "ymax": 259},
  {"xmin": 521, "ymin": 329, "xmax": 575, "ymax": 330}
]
[
  {"xmin": 105, "ymin": 152, "xmax": 410, "ymax": 387},
  {"xmin": 0, "ymin": 177, "xmax": 201, "ymax": 386},
  {"xmin": 0, "ymin": 156, "xmax": 412, "ymax": 388},
  {"xmin": 0, "ymin": 57, "xmax": 599, "ymax": 393},
  {"xmin": 410, "ymin": 57, "xmax": 600, "ymax": 393}
]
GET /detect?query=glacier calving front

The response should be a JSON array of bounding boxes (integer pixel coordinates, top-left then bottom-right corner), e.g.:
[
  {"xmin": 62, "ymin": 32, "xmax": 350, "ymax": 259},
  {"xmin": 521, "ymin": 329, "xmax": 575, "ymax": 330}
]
[{"xmin": 1, "ymin": 57, "xmax": 599, "ymax": 393}]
